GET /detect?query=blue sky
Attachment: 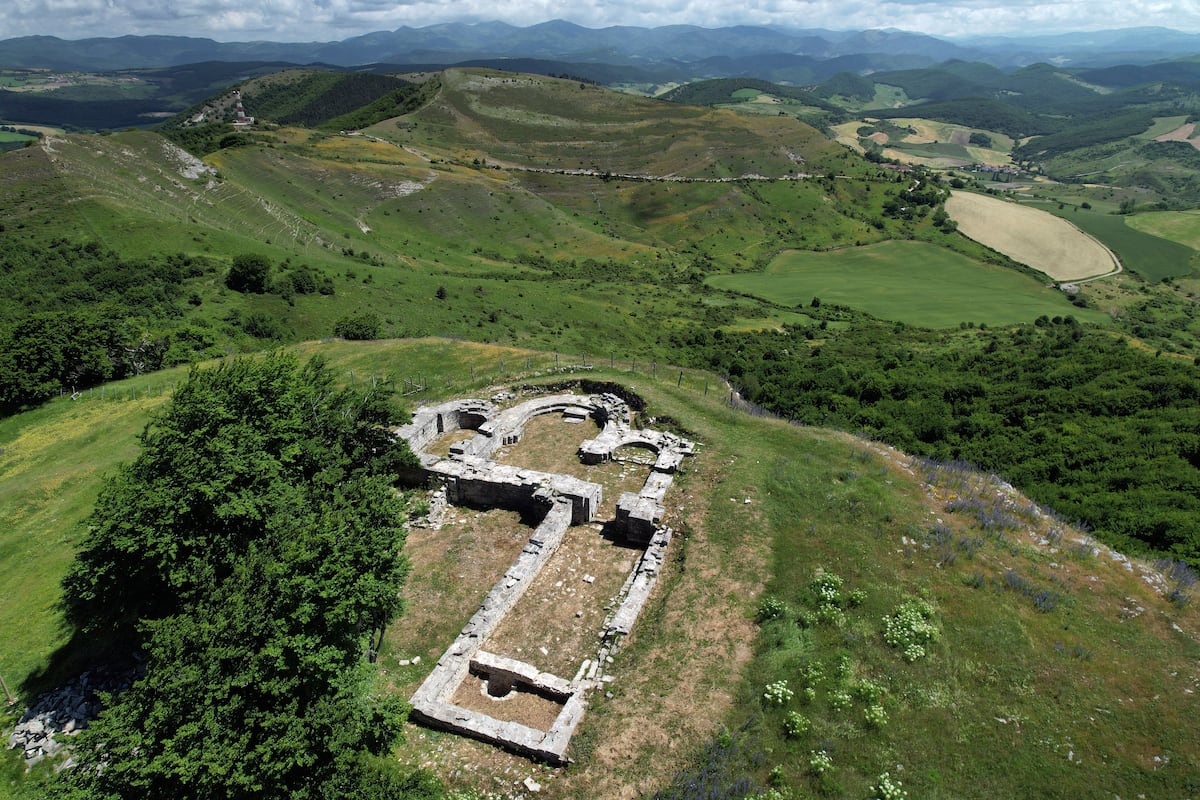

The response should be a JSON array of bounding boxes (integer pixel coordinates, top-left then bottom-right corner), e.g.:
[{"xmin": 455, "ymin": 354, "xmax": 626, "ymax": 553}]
[{"xmin": 3, "ymin": 0, "xmax": 1199, "ymax": 42}]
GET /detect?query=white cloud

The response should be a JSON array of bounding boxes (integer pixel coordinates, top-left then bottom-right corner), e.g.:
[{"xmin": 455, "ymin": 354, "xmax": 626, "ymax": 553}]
[{"xmin": 1, "ymin": 0, "xmax": 1199, "ymax": 41}]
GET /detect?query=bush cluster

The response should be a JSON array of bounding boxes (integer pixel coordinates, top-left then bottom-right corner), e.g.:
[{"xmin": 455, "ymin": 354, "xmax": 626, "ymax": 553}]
[
  {"xmin": 763, "ymin": 680, "xmax": 794, "ymax": 706},
  {"xmin": 882, "ymin": 598, "xmax": 939, "ymax": 662}
]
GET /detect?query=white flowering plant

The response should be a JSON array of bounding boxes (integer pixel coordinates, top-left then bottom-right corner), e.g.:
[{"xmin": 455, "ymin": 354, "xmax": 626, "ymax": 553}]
[
  {"xmin": 763, "ymin": 680, "xmax": 794, "ymax": 706},
  {"xmin": 783, "ymin": 711, "xmax": 810, "ymax": 738},
  {"xmin": 882, "ymin": 598, "xmax": 939, "ymax": 662},
  {"xmin": 869, "ymin": 771, "xmax": 907, "ymax": 800},
  {"xmin": 808, "ymin": 750, "xmax": 833, "ymax": 775}
]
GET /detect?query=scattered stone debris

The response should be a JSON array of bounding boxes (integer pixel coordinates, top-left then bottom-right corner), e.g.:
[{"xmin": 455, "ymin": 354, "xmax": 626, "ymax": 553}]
[{"xmin": 7, "ymin": 664, "xmax": 139, "ymax": 768}]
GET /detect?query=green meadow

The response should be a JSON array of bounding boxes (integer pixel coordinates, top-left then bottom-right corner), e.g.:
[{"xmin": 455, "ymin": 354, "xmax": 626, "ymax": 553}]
[
  {"xmin": 1126, "ymin": 209, "xmax": 1200, "ymax": 252},
  {"xmin": 707, "ymin": 241, "xmax": 1104, "ymax": 328}
]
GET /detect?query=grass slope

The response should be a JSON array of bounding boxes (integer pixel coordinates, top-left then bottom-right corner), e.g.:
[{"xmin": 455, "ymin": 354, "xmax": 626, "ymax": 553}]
[
  {"xmin": 387, "ymin": 68, "xmax": 846, "ymax": 179},
  {"xmin": 1125, "ymin": 209, "xmax": 1200, "ymax": 252},
  {"xmin": 2, "ymin": 340, "xmax": 1197, "ymax": 800},
  {"xmin": 0, "ymin": 86, "xmax": 925, "ymax": 354},
  {"xmin": 707, "ymin": 241, "xmax": 1105, "ymax": 328}
]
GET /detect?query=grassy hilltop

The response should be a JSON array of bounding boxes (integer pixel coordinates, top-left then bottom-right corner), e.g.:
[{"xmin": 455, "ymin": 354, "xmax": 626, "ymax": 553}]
[
  {"xmin": 2, "ymin": 340, "xmax": 1197, "ymax": 799},
  {"xmin": 1, "ymin": 66, "xmax": 1199, "ymax": 798}
]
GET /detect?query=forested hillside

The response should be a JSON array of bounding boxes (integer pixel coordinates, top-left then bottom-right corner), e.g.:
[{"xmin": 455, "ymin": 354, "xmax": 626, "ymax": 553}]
[{"xmin": 680, "ymin": 314, "xmax": 1200, "ymax": 562}]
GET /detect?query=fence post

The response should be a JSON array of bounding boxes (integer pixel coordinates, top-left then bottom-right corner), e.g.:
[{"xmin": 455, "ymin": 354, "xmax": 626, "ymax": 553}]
[{"xmin": 677, "ymin": 370, "xmax": 683, "ymax": 387}]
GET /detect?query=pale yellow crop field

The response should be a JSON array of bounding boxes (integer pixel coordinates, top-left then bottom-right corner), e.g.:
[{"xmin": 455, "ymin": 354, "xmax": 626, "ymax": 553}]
[{"xmin": 945, "ymin": 191, "xmax": 1119, "ymax": 281}]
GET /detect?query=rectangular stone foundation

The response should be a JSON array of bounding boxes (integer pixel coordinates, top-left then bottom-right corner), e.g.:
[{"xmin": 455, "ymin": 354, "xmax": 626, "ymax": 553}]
[{"xmin": 401, "ymin": 392, "xmax": 695, "ymax": 764}]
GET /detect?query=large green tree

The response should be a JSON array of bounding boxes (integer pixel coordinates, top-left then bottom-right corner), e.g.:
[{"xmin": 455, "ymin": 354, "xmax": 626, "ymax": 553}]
[{"xmin": 57, "ymin": 352, "xmax": 433, "ymax": 799}]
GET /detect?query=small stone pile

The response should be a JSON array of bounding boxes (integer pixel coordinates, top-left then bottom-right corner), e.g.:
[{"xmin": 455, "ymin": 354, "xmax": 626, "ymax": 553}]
[{"xmin": 7, "ymin": 665, "xmax": 138, "ymax": 768}]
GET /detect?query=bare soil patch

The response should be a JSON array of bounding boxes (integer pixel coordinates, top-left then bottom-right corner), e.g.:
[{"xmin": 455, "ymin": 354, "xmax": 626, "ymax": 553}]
[
  {"xmin": 388, "ymin": 507, "xmax": 534, "ymax": 672},
  {"xmin": 493, "ymin": 413, "xmax": 601, "ymax": 474},
  {"xmin": 423, "ymin": 429, "xmax": 478, "ymax": 458},
  {"xmin": 554, "ymin": 445, "xmax": 768, "ymax": 799},
  {"xmin": 486, "ymin": 522, "xmax": 640, "ymax": 676},
  {"xmin": 494, "ymin": 414, "xmax": 651, "ymax": 522},
  {"xmin": 1154, "ymin": 122, "xmax": 1200, "ymax": 150},
  {"xmin": 945, "ymin": 191, "xmax": 1119, "ymax": 281}
]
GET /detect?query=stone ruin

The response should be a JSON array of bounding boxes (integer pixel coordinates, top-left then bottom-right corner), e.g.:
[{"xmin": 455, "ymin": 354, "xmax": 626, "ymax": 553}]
[{"xmin": 395, "ymin": 390, "xmax": 694, "ymax": 763}]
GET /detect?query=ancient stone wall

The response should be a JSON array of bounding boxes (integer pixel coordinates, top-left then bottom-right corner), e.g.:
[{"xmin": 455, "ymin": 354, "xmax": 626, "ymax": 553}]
[{"xmin": 397, "ymin": 391, "xmax": 694, "ymax": 764}]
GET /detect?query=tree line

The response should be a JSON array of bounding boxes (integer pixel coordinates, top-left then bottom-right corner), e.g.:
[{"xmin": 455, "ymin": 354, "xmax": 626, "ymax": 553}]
[{"xmin": 677, "ymin": 312, "xmax": 1200, "ymax": 564}]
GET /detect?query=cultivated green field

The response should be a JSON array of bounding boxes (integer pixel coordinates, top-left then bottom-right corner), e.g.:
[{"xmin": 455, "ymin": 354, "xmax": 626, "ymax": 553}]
[
  {"xmin": 1026, "ymin": 203, "xmax": 1199, "ymax": 281},
  {"xmin": 707, "ymin": 241, "xmax": 1105, "ymax": 328},
  {"xmin": 1126, "ymin": 209, "xmax": 1200, "ymax": 251},
  {"xmin": 1137, "ymin": 115, "xmax": 1191, "ymax": 140}
]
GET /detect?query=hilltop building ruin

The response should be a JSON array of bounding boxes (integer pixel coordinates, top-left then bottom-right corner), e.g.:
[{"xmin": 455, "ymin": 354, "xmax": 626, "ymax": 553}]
[{"xmin": 395, "ymin": 390, "xmax": 694, "ymax": 763}]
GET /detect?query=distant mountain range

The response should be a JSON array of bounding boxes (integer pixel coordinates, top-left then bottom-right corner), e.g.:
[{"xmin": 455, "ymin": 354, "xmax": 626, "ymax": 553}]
[{"xmin": 2, "ymin": 21, "xmax": 1199, "ymax": 74}]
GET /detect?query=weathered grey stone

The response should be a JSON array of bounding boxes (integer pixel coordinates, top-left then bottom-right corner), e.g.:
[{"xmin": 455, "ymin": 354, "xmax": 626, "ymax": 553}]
[{"xmin": 398, "ymin": 391, "xmax": 694, "ymax": 765}]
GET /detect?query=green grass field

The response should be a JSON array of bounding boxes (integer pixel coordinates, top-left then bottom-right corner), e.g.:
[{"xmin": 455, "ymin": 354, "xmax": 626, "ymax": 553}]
[
  {"xmin": 1137, "ymin": 115, "xmax": 1190, "ymax": 140},
  {"xmin": 1125, "ymin": 209, "xmax": 1200, "ymax": 251},
  {"xmin": 0, "ymin": 376, "xmax": 179, "ymax": 702},
  {"xmin": 890, "ymin": 141, "xmax": 971, "ymax": 160},
  {"xmin": 1026, "ymin": 204, "xmax": 1198, "ymax": 281},
  {"xmin": 707, "ymin": 241, "xmax": 1106, "ymax": 328}
]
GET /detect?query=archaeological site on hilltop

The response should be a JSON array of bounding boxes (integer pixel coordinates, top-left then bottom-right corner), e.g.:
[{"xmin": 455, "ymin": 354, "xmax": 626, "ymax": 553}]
[{"xmin": 394, "ymin": 387, "xmax": 694, "ymax": 763}]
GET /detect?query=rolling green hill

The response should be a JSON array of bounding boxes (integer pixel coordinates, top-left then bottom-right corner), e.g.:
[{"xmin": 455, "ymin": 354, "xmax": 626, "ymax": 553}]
[
  {"xmin": 2, "ymin": 340, "xmax": 1198, "ymax": 800},
  {"xmin": 807, "ymin": 56, "xmax": 1200, "ymax": 201},
  {"xmin": 2, "ymin": 65, "xmax": 1200, "ymax": 799},
  {"xmin": 661, "ymin": 78, "xmax": 836, "ymax": 110}
]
